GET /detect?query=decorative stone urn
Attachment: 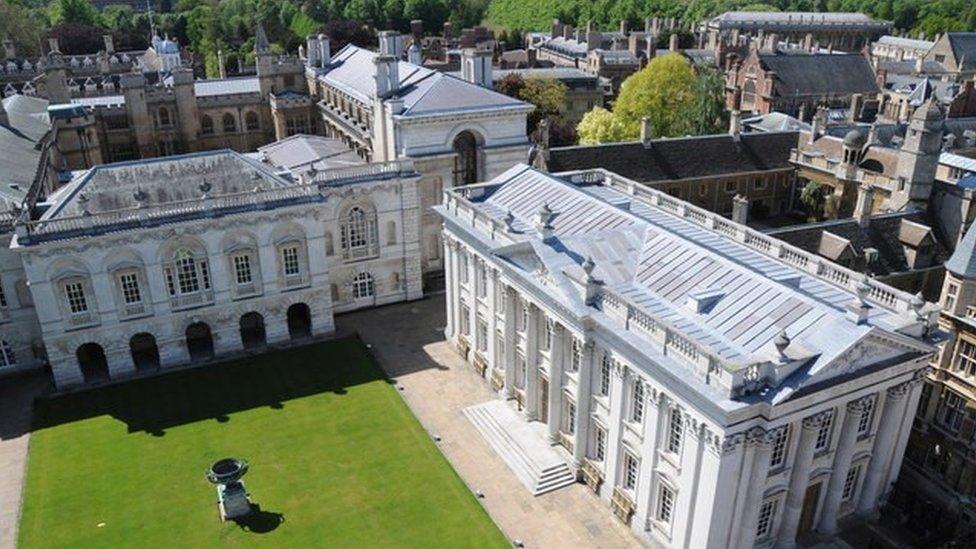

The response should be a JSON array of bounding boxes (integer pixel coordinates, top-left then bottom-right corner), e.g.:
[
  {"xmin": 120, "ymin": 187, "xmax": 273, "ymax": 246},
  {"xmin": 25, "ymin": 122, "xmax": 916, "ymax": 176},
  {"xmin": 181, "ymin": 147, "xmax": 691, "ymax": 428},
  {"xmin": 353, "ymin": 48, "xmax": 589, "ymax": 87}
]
[{"xmin": 206, "ymin": 458, "xmax": 252, "ymax": 520}]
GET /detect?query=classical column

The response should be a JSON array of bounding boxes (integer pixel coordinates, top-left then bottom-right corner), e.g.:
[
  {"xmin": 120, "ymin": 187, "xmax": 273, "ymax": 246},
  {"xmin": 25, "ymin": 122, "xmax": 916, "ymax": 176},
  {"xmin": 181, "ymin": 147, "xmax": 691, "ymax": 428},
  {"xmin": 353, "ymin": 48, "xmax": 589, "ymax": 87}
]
[
  {"xmin": 635, "ymin": 393, "xmax": 666, "ymax": 528},
  {"xmin": 449, "ymin": 242, "xmax": 462, "ymax": 341},
  {"xmin": 466, "ymin": 258, "xmax": 477, "ymax": 360},
  {"xmin": 502, "ymin": 286, "xmax": 516, "ymax": 398},
  {"xmin": 819, "ymin": 396, "xmax": 874, "ymax": 535},
  {"xmin": 776, "ymin": 411, "xmax": 832, "ymax": 549},
  {"xmin": 857, "ymin": 382, "xmax": 911, "ymax": 517},
  {"xmin": 486, "ymin": 270, "xmax": 498, "ymax": 371},
  {"xmin": 547, "ymin": 323, "xmax": 565, "ymax": 443},
  {"xmin": 572, "ymin": 340, "xmax": 595, "ymax": 466},
  {"xmin": 442, "ymin": 237, "xmax": 455, "ymax": 339},
  {"xmin": 603, "ymin": 363, "xmax": 629, "ymax": 491},
  {"xmin": 735, "ymin": 427, "xmax": 776, "ymax": 549},
  {"xmin": 524, "ymin": 303, "xmax": 540, "ymax": 420}
]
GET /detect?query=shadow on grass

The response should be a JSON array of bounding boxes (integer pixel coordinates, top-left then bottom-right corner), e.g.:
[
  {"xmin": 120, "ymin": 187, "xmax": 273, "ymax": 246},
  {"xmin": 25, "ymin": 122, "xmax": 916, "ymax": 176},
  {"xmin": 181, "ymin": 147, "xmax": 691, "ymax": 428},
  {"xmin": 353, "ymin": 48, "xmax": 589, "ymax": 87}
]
[
  {"xmin": 233, "ymin": 504, "xmax": 284, "ymax": 534},
  {"xmin": 32, "ymin": 336, "xmax": 385, "ymax": 435}
]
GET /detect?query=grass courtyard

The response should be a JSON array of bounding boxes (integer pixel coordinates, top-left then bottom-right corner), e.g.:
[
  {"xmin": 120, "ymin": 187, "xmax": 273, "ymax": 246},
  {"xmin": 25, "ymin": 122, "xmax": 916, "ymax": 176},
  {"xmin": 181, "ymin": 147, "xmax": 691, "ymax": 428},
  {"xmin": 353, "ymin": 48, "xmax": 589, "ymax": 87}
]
[{"xmin": 19, "ymin": 337, "xmax": 506, "ymax": 548}]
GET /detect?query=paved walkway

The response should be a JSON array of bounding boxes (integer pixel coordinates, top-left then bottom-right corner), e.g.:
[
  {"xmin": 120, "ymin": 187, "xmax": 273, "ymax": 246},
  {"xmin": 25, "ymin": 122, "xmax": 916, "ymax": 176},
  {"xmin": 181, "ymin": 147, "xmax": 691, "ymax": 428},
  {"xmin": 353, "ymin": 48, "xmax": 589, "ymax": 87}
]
[
  {"xmin": 0, "ymin": 373, "xmax": 48, "ymax": 549},
  {"xmin": 337, "ymin": 295, "xmax": 640, "ymax": 548}
]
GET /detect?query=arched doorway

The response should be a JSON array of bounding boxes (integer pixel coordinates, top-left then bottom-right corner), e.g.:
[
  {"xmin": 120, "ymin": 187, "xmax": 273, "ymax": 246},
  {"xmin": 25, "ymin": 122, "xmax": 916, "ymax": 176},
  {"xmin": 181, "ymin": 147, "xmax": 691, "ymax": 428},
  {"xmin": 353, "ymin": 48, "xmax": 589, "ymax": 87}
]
[
  {"xmin": 186, "ymin": 322, "xmax": 214, "ymax": 362},
  {"xmin": 76, "ymin": 343, "xmax": 109, "ymax": 383},
  {"xmin": 240, "ymin": 312, "xmax": 267, "ymax": 351},
  {"xmin": 452, "ymin": 131, "xmax": 480, "ymax": 186},
  {"xmin": 287, "ymin": 303, "xmax": 312, "ymax": 341},
  {"xmin": 129, "ymin": 333, "xmax": 160, "ymax": 371}
]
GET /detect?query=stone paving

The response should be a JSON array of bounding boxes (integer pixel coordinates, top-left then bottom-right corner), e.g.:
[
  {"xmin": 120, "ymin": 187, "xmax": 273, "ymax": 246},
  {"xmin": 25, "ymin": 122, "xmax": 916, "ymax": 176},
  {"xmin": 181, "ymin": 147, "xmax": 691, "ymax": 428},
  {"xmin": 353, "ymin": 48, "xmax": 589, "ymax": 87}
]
[
  {"xmin": 337, "ymin": 295, "xmax": 641, "ymax": 548},
  {"xmin": 0, "ymin": 373, "xmax": 48, "ymax": 549}
]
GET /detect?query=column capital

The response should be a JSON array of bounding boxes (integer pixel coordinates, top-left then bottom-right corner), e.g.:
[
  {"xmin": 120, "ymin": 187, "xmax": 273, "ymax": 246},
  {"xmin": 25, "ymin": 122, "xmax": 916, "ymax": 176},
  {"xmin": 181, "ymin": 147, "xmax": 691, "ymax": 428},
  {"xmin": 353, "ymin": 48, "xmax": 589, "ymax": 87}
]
[
  {"xmin": 846, "ymin": 394, "xmax": 875, "ymax": 414},
  {"xmin": 612, "ymin": 359, "xmax": 628, "ymax": 379},
  {"xmin": 886, "ymin": 382, "xmax": 911, "ymax": 399},
  {"xmin": 801, "ymin": 409, "xmax": 832, "ymax": 430}
]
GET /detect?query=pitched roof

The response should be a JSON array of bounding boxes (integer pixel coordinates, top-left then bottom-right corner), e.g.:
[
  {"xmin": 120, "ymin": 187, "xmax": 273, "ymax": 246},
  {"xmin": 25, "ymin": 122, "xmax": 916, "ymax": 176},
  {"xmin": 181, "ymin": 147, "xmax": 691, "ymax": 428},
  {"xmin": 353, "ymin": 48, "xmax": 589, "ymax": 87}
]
[
  {"xmin": 946, "ymin": 33, "xmax": 976, "ymax": 71},
  {"xmin": 947, "ymin": 223, "xmax": 976, "ymax": 277},
  {"xmin": 757, "ymin": 53, "xmax": 879, "ymax": 97},
  {"xmin": 320, "ymin": 45, "xmax": 530, "ymax": 118},
  {"xmin": 256, "ymin": 134, "xmax": 364, "ymax": 177},
  {"xmin": 544, "ymin": 132, "xmax": 798, "ymax": 182},
  {"xmin": 0, "ymin": 94, "xmax": 50, "ymax": 206}
]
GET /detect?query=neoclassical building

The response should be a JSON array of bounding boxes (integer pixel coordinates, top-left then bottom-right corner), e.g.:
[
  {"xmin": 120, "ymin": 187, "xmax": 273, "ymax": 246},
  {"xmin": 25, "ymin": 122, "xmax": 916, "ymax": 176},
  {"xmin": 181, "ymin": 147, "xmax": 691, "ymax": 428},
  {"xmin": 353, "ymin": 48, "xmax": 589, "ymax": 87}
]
[
  {"xmin": 438, "ymin": 164, "xmax": 939, "ymax": 547},
  {"xmin": 9, "ymin": 147, "xmax": 423, "ymax": 388}
]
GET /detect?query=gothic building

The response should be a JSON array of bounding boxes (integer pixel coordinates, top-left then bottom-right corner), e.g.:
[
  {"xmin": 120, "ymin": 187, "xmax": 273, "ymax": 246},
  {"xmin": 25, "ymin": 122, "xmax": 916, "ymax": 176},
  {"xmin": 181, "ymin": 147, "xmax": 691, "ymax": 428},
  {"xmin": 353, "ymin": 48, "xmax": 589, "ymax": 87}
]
[{"xmin": 439, "ymin": 163, "xmax": 937, "ymax": 547}]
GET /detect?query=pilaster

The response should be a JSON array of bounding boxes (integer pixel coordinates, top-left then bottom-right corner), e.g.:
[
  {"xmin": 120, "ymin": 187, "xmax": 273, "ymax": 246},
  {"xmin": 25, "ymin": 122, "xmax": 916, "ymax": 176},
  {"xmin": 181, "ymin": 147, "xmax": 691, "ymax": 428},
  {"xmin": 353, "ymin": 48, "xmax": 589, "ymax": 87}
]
[
  {"xmin": 547, "ymin": 323, "xmax": 565, "ymax": 443},
  {"xmin": 857, "ymin": 381, "xmax": 911, "ymax": 517},
  {"xmin": 572, "ymin": 339, "xmax": 594, "ymax": 466},
  {"xmin": 735, "ymin": 428, "xmax": 776, "ymax": 549},
  {"xmin": 603, "ymin": 362, "xmax": 629, "ymax": 495},
  {"xmin": 819, "ymin": 396, "xmax": 873, "ymax": 534},
  {"xmin": 777, "ymin": 410, "xmax": 832, "ymax": 549},
  {"xmin": 524, "ymin": 303, "xmax": 540, "ymax": 420},
  {"xmin": 502, "ymin": 285, "xmax": 516, "ymax": 398}
]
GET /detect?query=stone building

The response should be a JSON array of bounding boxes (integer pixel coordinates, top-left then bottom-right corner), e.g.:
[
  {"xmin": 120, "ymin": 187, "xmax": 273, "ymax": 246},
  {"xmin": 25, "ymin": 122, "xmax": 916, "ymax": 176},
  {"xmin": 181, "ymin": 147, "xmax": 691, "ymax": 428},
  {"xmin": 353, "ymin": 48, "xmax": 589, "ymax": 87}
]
[
  {"xmin": 706, "ymin": 12, "xmax": 891, "ymax": 53},
  {"xmin": 8, "ymin": 148, "xmax": 423, "ymax": 388},
  {"xmin": 871, "ymin": 35, "xmax": 934, "ymax": 63},
  {"xmin": 919, "ymin": 33, "xmax": 976, "ymax": 82},
  {"xmin": 489, "ymin": 67, "xmax": 607, "ymax": 125},
  {"xmin": 438, "ymin": 163, "xmax": 937, "ymax": 547}
]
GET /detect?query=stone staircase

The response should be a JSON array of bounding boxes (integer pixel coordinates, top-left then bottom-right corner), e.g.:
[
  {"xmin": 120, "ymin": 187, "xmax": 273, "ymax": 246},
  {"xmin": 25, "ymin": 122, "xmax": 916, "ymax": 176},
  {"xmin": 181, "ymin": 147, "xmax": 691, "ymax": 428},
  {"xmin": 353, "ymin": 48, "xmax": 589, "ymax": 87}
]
[{"xmin": 464, "ymin": 400, "xmax": 576, "ymax": 496}]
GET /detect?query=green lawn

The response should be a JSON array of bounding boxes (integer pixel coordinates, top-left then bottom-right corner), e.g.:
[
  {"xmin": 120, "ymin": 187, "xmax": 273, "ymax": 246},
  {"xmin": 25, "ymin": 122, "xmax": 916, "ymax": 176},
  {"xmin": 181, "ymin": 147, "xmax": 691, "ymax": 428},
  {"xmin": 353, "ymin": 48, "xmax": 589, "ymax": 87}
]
[{"xmin": 20, "ymin": 338, "xmax": 506, "ymax": 548}]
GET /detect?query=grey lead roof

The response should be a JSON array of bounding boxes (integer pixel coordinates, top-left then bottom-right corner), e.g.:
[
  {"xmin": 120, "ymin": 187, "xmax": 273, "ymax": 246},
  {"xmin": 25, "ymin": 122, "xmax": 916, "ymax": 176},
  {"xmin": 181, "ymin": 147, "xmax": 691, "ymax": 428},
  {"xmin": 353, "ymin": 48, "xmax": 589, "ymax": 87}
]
[
  {"xmin": 758, "ymin": 53, "xmax": 879, "ymax": 97},
  {"xmin": 947, "ymin": 224, "xmax": 976, "ymax": 278}
]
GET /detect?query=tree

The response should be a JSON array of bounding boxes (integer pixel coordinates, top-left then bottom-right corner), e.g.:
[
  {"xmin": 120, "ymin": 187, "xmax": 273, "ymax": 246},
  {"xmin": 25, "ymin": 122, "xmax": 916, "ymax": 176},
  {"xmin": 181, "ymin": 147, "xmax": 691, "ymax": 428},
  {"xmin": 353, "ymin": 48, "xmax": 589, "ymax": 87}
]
[
  {"xmin": 48, "ymin": 0, "xmax": 102, "ymax": 27},
  {"xmin": 47, "ymin": 23, "xmax": 108, "ymax": 55},
  {"xmin": 320, "ymin": 19, "xmax": 374, "ymax": 51},
  {"xmin": 799, "ymin": 181, "xmax": 827, "ymax": 221},
  {"xmin": 0, "ymin": 1, "xmax": 46, "ymax": 57},
  {"xmin": 681, "ymin": 65, "xmax": 728, "ymax": 135},
  {"xmin": 577, "ymin": 107, "xmax": 628, "ymax": 144},
  {"xmin": 519, "ymin": 78, "xmax": 568, "ymax": 133},
  {"xmin": 613, "ymin": 53, "xmax": 698, "ymax": 138}
]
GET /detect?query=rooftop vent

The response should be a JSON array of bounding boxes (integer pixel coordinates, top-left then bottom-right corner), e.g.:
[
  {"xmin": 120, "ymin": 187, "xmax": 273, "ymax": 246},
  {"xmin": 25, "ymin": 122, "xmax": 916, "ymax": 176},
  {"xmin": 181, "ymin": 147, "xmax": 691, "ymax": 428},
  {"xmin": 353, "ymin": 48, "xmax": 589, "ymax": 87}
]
[{"xmin": 686, "ymin": 289, "xmax": 725, "ymax": 314}]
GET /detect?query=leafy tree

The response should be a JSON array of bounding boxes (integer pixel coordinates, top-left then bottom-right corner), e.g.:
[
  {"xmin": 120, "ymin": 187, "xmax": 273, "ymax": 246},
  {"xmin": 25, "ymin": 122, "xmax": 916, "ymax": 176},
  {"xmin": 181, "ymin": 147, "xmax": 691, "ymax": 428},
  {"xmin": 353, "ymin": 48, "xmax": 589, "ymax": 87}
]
[
  {"xmin": 613, "ymin": 53, "xmax": 698, "ymax": 138},
  {"xmin": 321, "ymin": 19, "xmax": 374, "ymax": 51},
  {"xmin": 520, "ymin": 78, "xmax": 568, "ymax": 133},
  {"xmin": 48, "ymin": 0, "xmax": 102, "ymax": 27},
  {"xmin": 799, "ymin": 181, "xmax": 826, "ymax": 221},
  {"xmin": 0, "ymin": 1, "xmax": 47, "ymax": 57},
  {"xmin": 682, "ymin": 65, "xmax": 728, "ymax": 135},
  {"xmin": 47, "ymin": 23, "xmax": 108, "ymax": 54},
  {"xmin": 577, "ymin": 107, "xmax": 628, "ymax": 144}
]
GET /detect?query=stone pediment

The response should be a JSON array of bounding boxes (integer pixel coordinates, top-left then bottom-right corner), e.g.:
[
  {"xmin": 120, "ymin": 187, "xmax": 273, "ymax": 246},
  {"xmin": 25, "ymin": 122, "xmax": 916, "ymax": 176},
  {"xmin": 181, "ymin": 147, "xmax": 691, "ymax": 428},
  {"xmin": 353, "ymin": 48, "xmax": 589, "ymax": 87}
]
[{"xmin": 798, "ymin": 328, "xmax": 928, "ymax": 388}]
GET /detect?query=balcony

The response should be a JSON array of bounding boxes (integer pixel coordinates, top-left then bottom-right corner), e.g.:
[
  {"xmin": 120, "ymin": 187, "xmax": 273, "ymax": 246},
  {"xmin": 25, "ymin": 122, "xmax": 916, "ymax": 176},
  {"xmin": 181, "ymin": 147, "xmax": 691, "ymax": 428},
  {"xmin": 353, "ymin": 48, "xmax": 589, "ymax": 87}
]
[{"xmin": 169, "ymin": 289, "xmax": 214, "ymax": 311}]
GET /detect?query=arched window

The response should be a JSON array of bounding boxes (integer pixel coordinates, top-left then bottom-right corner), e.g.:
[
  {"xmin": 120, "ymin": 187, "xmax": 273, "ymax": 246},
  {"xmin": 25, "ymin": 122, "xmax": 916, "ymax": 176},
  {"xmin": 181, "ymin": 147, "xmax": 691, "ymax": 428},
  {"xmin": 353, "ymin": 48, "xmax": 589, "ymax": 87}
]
[
  {"xmin": 0, "ymin": 340, "xmax": 15, "ymax": 368},
  {"xmin": 164, "ymin": 248, "xmax": 211, "ymax": 298},
  {"xmin": 158, "ymin": 106, "xmax": 171, "ymax": 127},
  {"xmin": 245, "ymin": 111, "xmax": 259, "ymax": 131},
  {"xmin": 340, "ymin": 206, "xmax": 377, "ymax": 259},
  {"xmin": 352, "ymin": 272, "xmax": 374, "ymax": 299},
  {"xmin": 201, "ymin": 115, "xmax": 214, "ymax": 135},
  {"xmin": 222, "ymin": 113, "xmax": 236, "ymax": 133},
  {"xmin": 386, "ymin": 220, "xmax": 397, "ymax": 245},
  {"xmin": 452, "ymin": 131, "xmax": 479, "ymax": 185}
]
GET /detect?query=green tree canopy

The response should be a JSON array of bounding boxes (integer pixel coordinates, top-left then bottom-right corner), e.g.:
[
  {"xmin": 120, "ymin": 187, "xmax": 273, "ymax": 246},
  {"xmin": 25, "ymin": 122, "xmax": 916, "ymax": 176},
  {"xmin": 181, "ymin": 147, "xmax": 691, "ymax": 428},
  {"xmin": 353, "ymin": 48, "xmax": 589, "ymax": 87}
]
[
  {"xmin": 48, "ymin": 0, "xmax": 101, "ymax": 27},
  {"xmin": 577, "ymin": 107, "xmax": 628, "ymax": 145},
  {"xmin": 613, "ymin": 53, "xmax": 699, "ymax": 138}
]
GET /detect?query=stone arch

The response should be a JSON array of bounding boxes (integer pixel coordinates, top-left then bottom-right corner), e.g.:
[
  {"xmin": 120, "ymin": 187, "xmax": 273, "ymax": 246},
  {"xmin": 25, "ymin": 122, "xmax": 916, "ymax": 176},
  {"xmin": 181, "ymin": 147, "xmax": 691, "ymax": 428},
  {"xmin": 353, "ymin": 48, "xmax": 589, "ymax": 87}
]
[
  {"xmin": 245, "ymin": 110, "xmax": 260, "ymax": 131},
  {"xmin": 185, "ymin": 322, "xmax": 214, "ymax": 362},
  {"xmin": 239, "ymin": 312, "xmax": 267, "ymax": 351},
  {"xmin": 158, "ymin": 105, "xmax": 171, "ymax": 127},
  {"xmin": 76, "ymin": 342, "xmax": 109, "ymax": 383},
  {"xmin": 129, "ymin": 332, "xmax": 160, "ymax": 371},
  {"xmin": 201, "ymin": 114, "xmax": 214, "ymax": 135},
  {"xmin": 451, "ymin": 129, "xmax": 483, "ymax": 185},
  {"xmin": 222, "ymin": 112, "xmax": 237, "ymax": 133},
  {"xmin": 287, "ymin": 303, "xmax": 312, "ymax": 340}
]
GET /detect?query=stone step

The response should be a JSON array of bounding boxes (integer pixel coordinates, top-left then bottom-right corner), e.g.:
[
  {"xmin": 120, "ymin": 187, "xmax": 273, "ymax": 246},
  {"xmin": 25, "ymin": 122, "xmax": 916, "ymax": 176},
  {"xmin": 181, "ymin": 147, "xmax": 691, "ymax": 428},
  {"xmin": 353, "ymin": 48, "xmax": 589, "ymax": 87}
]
[{"xmin": 464, "ymin": 400, "xmax": 576, "ymax": 497}]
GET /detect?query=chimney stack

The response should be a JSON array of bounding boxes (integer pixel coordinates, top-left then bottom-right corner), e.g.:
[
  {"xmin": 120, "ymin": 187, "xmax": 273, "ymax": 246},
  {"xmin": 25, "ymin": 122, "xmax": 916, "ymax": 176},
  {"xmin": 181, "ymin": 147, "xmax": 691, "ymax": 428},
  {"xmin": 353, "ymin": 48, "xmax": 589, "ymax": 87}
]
[
  {"xmin": 461, "ymin": 48, "xmax": 492, "ymax": 88},
  {"xmin": 732, "ymin": 194, "xmax": 749, "ymax": 224},
  {"xmin": 217, "ymin": 49, "xmax": 226, "ymax": 78},
  {"xmin": 103, "ymin": 34, "xmax": 115, "ymax": 54},
  {"xmin": 729, "ymin": 110, "xmax": 742, "ymax": 139},
  {"xmin": 640, "ymin": 116, "xmax": 652, "ymax": 145},
  {"xmin": 306, "ymin": 35, "xmax": 320, "ymax": 67},
  {"xmin": 374, "ymin": 54, "xmax": 399, "ymax": 98},
  {"xmin": 2, "ymin": 39, "xmax": 15, "ymax": 60},
  {"xmin": 48, "ymin": 38, "xmax": 60, "ymax": 54},
  {"xmin": 319, "ymin": 34, "xmax": 331, "ymax": 67},
  {"xmin": 669, "ymin": 33, "xmax": 680, "ymax": 52},
  {"xmin": 408, "ymin": 41, "xmax": 422, "ymax": 65},
  {"xmin": 378, "ymin": 30, "xmax": 400, "ymax": 57},
  {"xmin": 854, "ymin": 183, "xmax": 874, "ymax": 228}
]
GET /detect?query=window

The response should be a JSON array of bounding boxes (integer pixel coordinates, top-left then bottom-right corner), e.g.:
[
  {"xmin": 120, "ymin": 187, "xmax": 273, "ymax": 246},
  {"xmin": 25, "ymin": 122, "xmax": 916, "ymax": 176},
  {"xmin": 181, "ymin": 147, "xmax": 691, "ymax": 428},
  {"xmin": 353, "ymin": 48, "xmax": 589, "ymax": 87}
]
[
  {"xmin": 281, "ymin": 246, "xmax": 301, "ymax": 277},
  {"xmin": 0, "ymin": 340, "xmax": 14, "ymax": 367},
  {"xmin": 460, "ymin": 302, "xmax": 470, "ymax": 335},
  {"xmin": 769, "ymin": 426, "xmax": 790, "ymax": 468},
  {"xmin": 565, "ymin": 400, "xmax": 576, "ymax": 434},
  {"xmin": 623, "ymin": 453, "xmax": 639, "ymax": 490},
  {"xmin": 570, "ymin": 338, "xmax": 583, "ymax": 372},
  {"xmin": 158, "ymin": 106, "xmax": 171, "ymax": 127},
  {"xmin": 753, "ymin": 178, "xmax": 767, "ymax": 191},
  {"xmin": 955, "ymin": 340, "xmax": 976, "ymax": 377},
  {"xmin": 495, "ymin": 332, "xmax": 505, "ymax": 366},
  {"xmin": 939, "ymin": 391, "xmax": 966, "ymax": 433},
  {"xmin": 0, "ymin": 280, "xmax": 6, "ymax": 308},
  {"xmin": 945, "ymin": 283, "xmax": 959, "ymax": 311},
  {"xmin": 656, "ymin": 483, "xmax": 675, "ymax": 524},
  {"xmin": 459, "ymin": 253, "xmax": 469, "ymax": 284},
  {"xmin": 519, "ymin": 303, "xmax": 529, "ymax": 332},
  {"xmin": 631, "ymin": 381, "xmax": 645, "ymax": 423},
  {"xmin": 917, "ymin": 382, "xmax": 933, "ymax": 418},
  {"xmin": 667, "ymin": 408, "xmax": 683, "ymax": 454},
  {"xmin": 352, "ymin": 272, "xmax": 374, "ymax": 299},
  {"xmin": 600, "ymin": 354, "xmax": 611, "ymax": 396},
  {"xmin": 118, "ymin": 272, "xmax": 142, "ymax": 304},
  {"xmin": 815, "ymin": 412, "xmax": 834, "ymax": 451},
  {"xmin": 167, "ymin": 248, "xmax": 208, "ymax": 295},
  {"xmin": 495, "ymin": 281, "xmax": 506, "ymax": 309},
  {"xmin": 476, "ymin": 317, "xmax": 488, "ymax": 352},
  {"xmin": 200, "ymin": 115, "xmax": 213, "ymax": 135},
  {"xmin": 756, "ymin": 499, "xmax": 777, "ymax": 539},
  {"xmin": 515, "ymin": 351, "xmax": 526, "ymax": 388},
  {"xmin": 857, "ymin": 398, "xmax": 875, "ymax": 435},
  {"xmin": 245, "ymin": 111, "xmax": 259, "ymax": 131},
  {"xmin": 476, "ymin": 264, "xmax": 487, "ymax": 299},
  {"xmin": 725, "ymin": 180, "xmax": 738, "ymax": 194},
  {"xmin": 342, "ymin": 206, "xmax": 374, "ymax": 251},
  {"xmin": 233, "ymin": 254, "xmax": 253, "ymax": 285},
  {"xmin": 222, "ymin": 113, "xmax": 236, "ymax": 133},
  {"xmin": 595, "ymin": 425, "xmax": 607, "ymax": 460},
  {"xmin": 842, "ymin": 465, "xmax": 861, "ymax": 501},
  {"xmin": 64, "ymin": 281, "xmax": 88, "ymax": 314}
]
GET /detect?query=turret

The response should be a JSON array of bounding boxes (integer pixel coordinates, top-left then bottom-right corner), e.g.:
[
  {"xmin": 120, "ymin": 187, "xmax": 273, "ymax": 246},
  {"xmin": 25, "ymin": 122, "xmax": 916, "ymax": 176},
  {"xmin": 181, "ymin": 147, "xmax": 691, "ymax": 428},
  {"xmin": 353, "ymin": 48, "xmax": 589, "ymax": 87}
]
[
  {"xmin": 895, "ymin": 98, "xmax": 943, "ymax": 204},
  {"xmin": 43, "ymin": 38, "xmax": 70, "ymax": 104}
]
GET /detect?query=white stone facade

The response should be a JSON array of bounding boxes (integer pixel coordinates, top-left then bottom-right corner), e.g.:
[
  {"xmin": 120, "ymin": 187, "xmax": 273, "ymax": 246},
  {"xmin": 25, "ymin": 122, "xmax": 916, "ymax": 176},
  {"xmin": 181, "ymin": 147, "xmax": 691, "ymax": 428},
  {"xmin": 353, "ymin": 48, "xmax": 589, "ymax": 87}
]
[
  {"xmin": 437, "ymin": 164, "xmax": 939, "ymax": 547},
  {"xmin": 10, "ymin": 150, "xmax": 423, "ymax": 389},
  {"xmin": 0, "ymin": 232, "xmax": 44, "ymax": 375}
]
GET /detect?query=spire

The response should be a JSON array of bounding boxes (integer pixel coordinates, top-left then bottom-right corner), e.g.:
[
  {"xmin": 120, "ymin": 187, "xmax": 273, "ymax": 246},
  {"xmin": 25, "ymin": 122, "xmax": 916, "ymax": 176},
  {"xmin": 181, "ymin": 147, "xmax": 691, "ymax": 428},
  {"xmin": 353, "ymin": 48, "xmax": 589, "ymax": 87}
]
[{"xmin": 255, "ymin": 24, "xmax": 270, "ymax": 54}]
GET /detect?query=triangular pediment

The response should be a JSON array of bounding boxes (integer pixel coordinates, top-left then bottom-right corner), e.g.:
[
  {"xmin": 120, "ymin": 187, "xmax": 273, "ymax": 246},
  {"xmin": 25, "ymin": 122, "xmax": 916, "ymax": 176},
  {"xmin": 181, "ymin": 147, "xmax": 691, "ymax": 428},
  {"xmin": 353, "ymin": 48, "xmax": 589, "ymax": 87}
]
[{"xmin": 799, "ymin": 327, "xmax": 929, "ymax": 388}]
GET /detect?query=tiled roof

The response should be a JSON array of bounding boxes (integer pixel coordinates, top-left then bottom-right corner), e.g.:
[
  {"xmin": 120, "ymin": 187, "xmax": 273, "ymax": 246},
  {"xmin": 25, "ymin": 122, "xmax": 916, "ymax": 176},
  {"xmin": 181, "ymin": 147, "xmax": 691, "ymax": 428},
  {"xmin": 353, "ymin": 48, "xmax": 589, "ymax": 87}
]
[
  {"xmin": 712, "ymin": 11, "xmax": 878, "ymax": 25},
  {"xmin": 946, "ymin": 33, "xmax": 976, "ymax": 70},
  {"xmin": 947, "ymin": 223, "xmax": 976, "ymax": 277},
  {"xmin": 193, "ymin": 77, "xmax": 260, "ymax": 96},
  {"xmin": 544, "ymin": 132, "xmax": 798, "ymax": 182},
  {"xmin": 257, "ymin": 134, "xmax": 364, "ymax": 177},
  {"xmin": 758, "ymin": 53, "xmax": 879, "ymax": 97},
  {"xmin": 875, "ymin": 36, "xmax": 933, "ymax": 50},
  {"xmin": 0, "ymin": 94, "xmax": 50, "ymax": 205}
]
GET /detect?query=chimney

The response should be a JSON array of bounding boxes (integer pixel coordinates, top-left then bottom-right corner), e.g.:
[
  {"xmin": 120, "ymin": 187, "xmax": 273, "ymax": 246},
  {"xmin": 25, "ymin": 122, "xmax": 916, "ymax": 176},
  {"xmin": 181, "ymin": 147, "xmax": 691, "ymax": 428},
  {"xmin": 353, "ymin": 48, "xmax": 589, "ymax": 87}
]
[
  {"xmin": 640, "ymin": 116, "xmax": 651, "ymax": 145},
  {"xmin": 2, "ymin": 39, "xmax": 14, "ymax": 60},
  {"xmin": 378, "ymin": 30, "xmax": 399, "ymax": 57},
  {"xmin": 407, "ymin": 41, "xmax": 422, "ymax": 65},
  {"xmin": 798, "ymin": 102, "xmax": 807, "ymax": 122},
  {"xmin": 319, "ymin": 34, "xmax": 331, "ymax": 67},
  {"xmin": 914, "ymin": 56, "xmax": 924, "ymax": 74},
  {"xmin": 443, "ymin": 21, "xmax": 453, "ymax": 38},
  {"xmin": 729, "ymin": 109, "xmax": 742, "ymax": 139},
  {"xmin": 646, "ymin": 35, "xmax": 656, "ymax": 60},
  {"xmin": 551, "ymin": 19, "xmax": 564, "ymax": 40},
  {"xmin": 538, "ymin": 118, "xmax": 550, "ymax": 164},
  {"xmin": 768, "ymin": 33, "xmax": 779, "ymax": 52},
  {"xmin": 854, "ymin": 183, "xmax": 874, "ymax": 227},
  {"xmin": 410, "ymin": 19, "xmax": 423, "ymax": 41},
  {"xmin": 461, "ymin": 48, "xmax": 492, "ymax": 88},
  {"xmin": 306, "ymin": 34, "xmax": 320, "ymax": 67},
  {"xmin": 563, "ymin": 25, "xmax": 574, "ymax": 41},
  {"xmin": 103, "ymin": 34, "xmax": 115, "ymax": 54},
  {"xmin": 217, "ymin": 50, "xmax": 226, "ymax": 78},
  {"xmin": 535, "ymin": 203, "xmax": 555, "ymax": 240},
  {"xmin": 732, "ymin": 194, "xmax": 749, "ymax": 224},
  {"xmin": 620, "ymin": 19, "xmax": 627, "ymax": 35},
  {"xmin": 48, "ymin": 38, "xmax": 60, "ymax": 54},
  {"xmin": 669, "ymin": 32, "xmax": 680, "ymax": 53},
  {"xmin": 374, "ymin": 54, "xmax": 399, "ymax": 98}
]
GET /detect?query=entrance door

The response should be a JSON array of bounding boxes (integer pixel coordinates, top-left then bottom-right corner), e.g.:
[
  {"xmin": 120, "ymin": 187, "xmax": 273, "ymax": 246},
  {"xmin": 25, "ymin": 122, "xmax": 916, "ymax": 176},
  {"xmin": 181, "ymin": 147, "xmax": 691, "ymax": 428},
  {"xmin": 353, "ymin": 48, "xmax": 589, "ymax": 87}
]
[
  {"xmin": 539, "ymin": 379, "xmax": 549, "ymax": 423},
  {"xmin": 797, "ymin": 482, "xmax": 822, "ymax": 539}
]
